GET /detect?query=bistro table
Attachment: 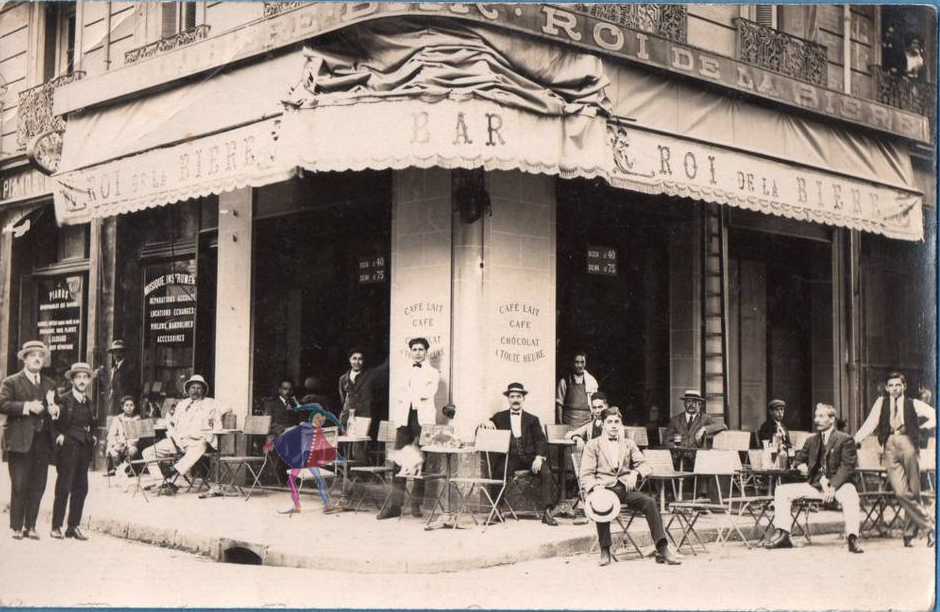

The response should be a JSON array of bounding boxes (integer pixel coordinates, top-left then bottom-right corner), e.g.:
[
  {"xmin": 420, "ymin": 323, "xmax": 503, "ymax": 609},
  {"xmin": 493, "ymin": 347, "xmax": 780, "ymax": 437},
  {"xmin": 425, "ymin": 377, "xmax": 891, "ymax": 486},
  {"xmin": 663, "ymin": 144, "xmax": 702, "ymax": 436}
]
[
  {"xmin": 198, "ymin": 428, "xmax": 239, "ymax": 498},
  {"xmin": 645, "ymin": 470, "xmax": 694, "ymax": 512},
  {"xmin": 668, "ymin": 447, "xmax": 700, "ymax": 499},
  {"xmin": 548, "ymin": 438, "xmax": 576, "ymax": 503},
  {"xmin": 422, "ymin": 445, "xmax": 476, "ymax": 529}
]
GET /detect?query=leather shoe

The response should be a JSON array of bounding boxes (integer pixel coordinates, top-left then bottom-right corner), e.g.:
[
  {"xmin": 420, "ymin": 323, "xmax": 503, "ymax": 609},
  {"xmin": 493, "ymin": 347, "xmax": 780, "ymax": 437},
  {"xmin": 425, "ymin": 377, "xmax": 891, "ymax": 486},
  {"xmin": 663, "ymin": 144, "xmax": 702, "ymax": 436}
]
[
  {"xmin": 598, "ymin": 547, "xmax": 612, "ymax": 567},
  {"xmin": 928, "ymin": 530, "xmax": 935, "ymax": 548},
  {"xmin": 655, "ymin": 546, "xmax": 682, "ymax": 565},
  {"xmin": 903, "ymin": 534, "xmax": 915, "ymax": 547},
  {"xmin": 764, "ymin": 528, "xmax": 793, "ymax": 549},
  {"xmin": 50, "ymin": 528, "xmax": 64, "ymax": 539},
  {"xmin": 847, "ymin": 534, "xmax": 863, "ymax": 554},
  {"xmin": 376, "ymin": 505, "xmax": 402, "ymax": 520},
  {"xmin": 411, "ymin": 504, "xmax": 423, "ymax": 519},
  {"xmin": 11, "ymin": 529, "xmax": 23, "ymax": 540},
  {"xmin": 24, "ymin": 528, "xmax": 40, "ymax": 540},
  {"xmin": 65, "ymin": 528, "xmax": 88, "ymax": 541},
  {"xmin": 541, "ymin": 509, "xmax": 558, "ymax": 527}
]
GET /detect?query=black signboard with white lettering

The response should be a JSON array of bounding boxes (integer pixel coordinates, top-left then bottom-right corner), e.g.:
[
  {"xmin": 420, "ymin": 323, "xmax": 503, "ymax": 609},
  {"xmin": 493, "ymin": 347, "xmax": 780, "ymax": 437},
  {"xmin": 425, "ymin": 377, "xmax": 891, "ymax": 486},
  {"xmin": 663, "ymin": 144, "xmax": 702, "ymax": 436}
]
[
  {"xmin": 586, "ymin": 246, "xmax": 618, "ymax": 276},
  {"xmin": 144, "ymin": 269, "xmax": 197, "ymax": 346},
  {"xmin": 357, "ymin": 255, "xmax": 387, "ymax": 284},
  {"xmin": 36, "ymin": 275, "xmax": 84, "ymax": 376}
]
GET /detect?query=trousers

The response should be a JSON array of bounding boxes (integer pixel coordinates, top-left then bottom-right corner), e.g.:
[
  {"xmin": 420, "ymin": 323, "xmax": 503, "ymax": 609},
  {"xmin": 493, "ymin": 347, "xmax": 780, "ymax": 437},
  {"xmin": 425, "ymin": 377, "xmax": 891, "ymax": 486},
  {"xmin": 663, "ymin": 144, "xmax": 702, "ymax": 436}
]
[
  {"xmin": 595, "ymin": 483, "xmax": 667, "ymax": 548},
  {"xmin": 507, "ymin": 454, "xmax": 555, "ymax": 509},
  {"xmin": 143, "ymin": 437, "xmax": 209, "ymax": 479},
  {"xmin": 52, "ymin": 441, "xmax": 91, "ymax": 530},
  {"xmin": 885, "ymin": 433, "xmax": 935, "ymax": 535},
  {"xmin": 772, "ymin": 481, "xmax": 860, "ymax": 536},
  {"xmin": 7, "ymin": 435, "xmax": 51, "ymax": 531}
]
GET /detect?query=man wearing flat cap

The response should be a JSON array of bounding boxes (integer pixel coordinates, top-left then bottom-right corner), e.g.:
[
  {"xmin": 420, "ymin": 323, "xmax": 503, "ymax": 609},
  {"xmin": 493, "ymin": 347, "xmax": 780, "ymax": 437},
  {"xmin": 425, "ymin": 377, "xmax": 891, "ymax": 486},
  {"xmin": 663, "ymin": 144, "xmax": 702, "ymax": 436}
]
[
  {"xmin": 480, "ymin": 382, "xmax": 558, "ymax": 526},
  {"xmin": 51, "ymin": 362, "xmax": 98, "ymax": 540},
  {"xmin": 142, "ymin": 374, "xmax": 229, "ymax": 490},
  {"xmin": 664, "ymin": 390, "xmax": 727, "ymax": 449},
  {"xmin": 0, "ymin": 340, "xmax": 61, "ymax": 540},
  {"xmin": 98, "ymin": 339, "xmax": 138, "ymax": 416},
  {"xmin": 758, "ymin": 399, "xmax": 791, "ymax": 449},
  {"xmin": 377, "ymin": 337, "xmax": 440, "ymax": 519}
]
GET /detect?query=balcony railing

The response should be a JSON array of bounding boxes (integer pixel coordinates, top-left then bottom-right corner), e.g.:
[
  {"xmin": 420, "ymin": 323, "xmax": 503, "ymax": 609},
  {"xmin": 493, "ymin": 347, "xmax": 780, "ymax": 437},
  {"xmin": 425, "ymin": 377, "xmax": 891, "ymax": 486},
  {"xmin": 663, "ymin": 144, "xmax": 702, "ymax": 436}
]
[
  {"xmin": 872, "ymin": 66, "xmax": 935, "ymax": 120},
  {"xmin": 735, "ymin": 18, "xmax": 827, "ymax": 87},
  {"xmin": 263, "ymin": 2, "xmax": 304, "ymax": 19},
  {"xmin": 16, "ymin": 71, "xmax": 85, "ymax": 151},
  {"xmin": 572, "ymin": 4, "xmax": 687, "ymax": 43},
  {"xmin": 124, "ymin": 24, "xmax": 211, "ymax": 66}
]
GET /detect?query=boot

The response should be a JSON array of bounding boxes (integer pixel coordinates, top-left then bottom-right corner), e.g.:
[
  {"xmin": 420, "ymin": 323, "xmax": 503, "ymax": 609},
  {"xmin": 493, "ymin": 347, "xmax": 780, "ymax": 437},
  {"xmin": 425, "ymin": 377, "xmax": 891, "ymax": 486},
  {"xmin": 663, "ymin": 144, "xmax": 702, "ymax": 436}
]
[
  {"xmin": 655, "ymin": 540, "xmax": 682, "ymax": 565},
  {"xmin": 377, "ymin": 478, "xmax": 404, "ymax": 520},
  {"xmin": 764, "ymin": 528, "xmax": 793, "ymax": 549},
  {"xmin": 847, "ymin": 534, "xmax": 864, "ymax": 554},
  {"xmin": 541, "ymin": 507, "xmax": 558, "ymax": 526}
]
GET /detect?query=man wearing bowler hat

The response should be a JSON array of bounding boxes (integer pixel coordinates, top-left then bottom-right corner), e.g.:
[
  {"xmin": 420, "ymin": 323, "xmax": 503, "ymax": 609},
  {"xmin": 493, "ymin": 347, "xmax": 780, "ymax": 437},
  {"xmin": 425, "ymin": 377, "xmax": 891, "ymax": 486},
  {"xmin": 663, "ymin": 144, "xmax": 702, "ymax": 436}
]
[
  {"xmin": 141, "ymin": 374, "xmax": 228, "ymax": 491},
  {"xmin": 98, "ymin": 339, "xmax": 138, "ymax": 416},
  {"xmin": 581, "ymin": 407, "xmax": 681, "ymax": 566},
  {"xmin": 51, "ymin": 362, "xmax": 98, "ymax": 540},
  {"xmin": 480, "ymin": 382, "xmax": 558, "ymax": 526},
  {"xmin": 664, "ymin": 390, "xmax": 727, "ymax": 449},
  {"xmin": 0, "ymin": 340, "xmax": 61, "ymax": 540}
]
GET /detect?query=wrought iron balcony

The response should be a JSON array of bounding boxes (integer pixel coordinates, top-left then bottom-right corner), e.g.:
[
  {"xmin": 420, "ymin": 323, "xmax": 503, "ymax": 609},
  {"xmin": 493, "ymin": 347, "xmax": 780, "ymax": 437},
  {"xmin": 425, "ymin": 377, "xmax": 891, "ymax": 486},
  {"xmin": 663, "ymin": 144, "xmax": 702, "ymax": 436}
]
[
  {"xmin": 734, "ymin": 18, "xmax": 827, "ymax": 87},
  {"xmin": 263, "ymin": 2, "xmax": 304, "ymax": 19},
  {"xmin": 16, "ymin": 71, "xmax": 85, "ymax": 152},
  {"xmin": 124, "ymin": 24, "xmax": 211, "ymax": 66},
  {"xmin": 572, "ymin": 4, "xmax": 687, "ymax": 43},
  {"xmin": 872, "ymin": 66, "xmax": 935, "ymax": 119}
]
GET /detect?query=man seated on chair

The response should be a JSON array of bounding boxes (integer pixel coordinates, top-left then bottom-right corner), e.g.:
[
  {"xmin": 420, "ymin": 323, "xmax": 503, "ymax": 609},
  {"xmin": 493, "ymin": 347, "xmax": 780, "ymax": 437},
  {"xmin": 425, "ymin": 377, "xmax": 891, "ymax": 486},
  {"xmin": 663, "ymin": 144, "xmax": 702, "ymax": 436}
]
[
  {"xmin": 105, "ymin": 396, "xmax": 141, "ymax": 476},
  {"xmin": 479, "ymin": 382, "xmax": 558, "ymax": 526},
  {"xmin": 565, "ymin": 391, "xmax": 610, "ymax": 450},
  {"xmin": 758, "ymin": 399, "xmax": 791, "ymax": 450},
  {"xmin": 764, "ymin": 403, "xmax": 863, "ymax": 553},
  {"xmin": 664, "ymin": 390, "xmax": 727, "ymax": 449},
  {"xmin": 142, "ymin": 375, "xmax": 228, "ymax": 492},
  {"xmin": 580, "ymin": 407, "xmax": 681, "ymax": 566}
]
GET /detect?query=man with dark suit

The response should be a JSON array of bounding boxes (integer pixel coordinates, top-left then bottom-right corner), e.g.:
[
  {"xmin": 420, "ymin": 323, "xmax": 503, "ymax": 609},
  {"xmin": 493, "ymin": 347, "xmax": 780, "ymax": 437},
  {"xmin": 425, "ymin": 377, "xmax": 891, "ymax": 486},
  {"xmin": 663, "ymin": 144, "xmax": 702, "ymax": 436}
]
[
  {"xmin": 0, "ymin": 340, "xmax": 61, "ymax": 540},
  {"xmin": 765, "ymin": 403, "xmax": 863, "ymax": 553},
  {"xmin": 580, "ymin": 407, "xmax": 681, "ymax": 566},
  {"xmin": 757, "ymin": 399, "xmax": 792, "ymax": 448},
  {"xmin": 262, "ymin": 379, "xmax": 300, "ymax": 485},
  {"xmin": 51, "ymin": 362, "xmax": 97, "ymax": 541},
  {"xmin": 480, "ymin": 382, "xmax": 557, "ymax": 526},
  {"xmin": 98, "ymin": 339, "xmax": 138, "ymax": 416},
  {"xmin": 664, "ymin": 389, "xmax": 727, "ymax": 448}
]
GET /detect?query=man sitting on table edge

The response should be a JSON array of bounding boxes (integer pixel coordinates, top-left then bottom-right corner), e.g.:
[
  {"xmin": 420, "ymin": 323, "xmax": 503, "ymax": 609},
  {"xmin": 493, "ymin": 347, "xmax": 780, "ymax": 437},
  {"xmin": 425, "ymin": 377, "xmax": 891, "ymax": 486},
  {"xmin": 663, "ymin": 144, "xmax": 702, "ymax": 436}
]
[
  {"xmin": 764, "ymin": 403, "xmax": 863, "ymax": 553},
  {"xmin": 141, "ymin": 374, "xmax": 229, "ymax": 494},
  {"xmin": 565, "ymin": 391, "xmax": 611, "ymax": 449},
  {"xmin": 580, "ymin": 407, "xmax": 681, "ymax": 566},
  {"xmin": 479, "ymin": 382, "xmax": 558, "ymax": 526}
]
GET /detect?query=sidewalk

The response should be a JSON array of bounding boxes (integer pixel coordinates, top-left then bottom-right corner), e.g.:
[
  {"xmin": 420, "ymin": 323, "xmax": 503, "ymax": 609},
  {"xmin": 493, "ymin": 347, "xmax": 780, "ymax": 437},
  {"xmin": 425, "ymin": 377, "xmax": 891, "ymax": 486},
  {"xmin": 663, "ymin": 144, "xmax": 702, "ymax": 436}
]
[{"xmin": 2, "ymin": 467, "xmax": 850, "ymax": 573}]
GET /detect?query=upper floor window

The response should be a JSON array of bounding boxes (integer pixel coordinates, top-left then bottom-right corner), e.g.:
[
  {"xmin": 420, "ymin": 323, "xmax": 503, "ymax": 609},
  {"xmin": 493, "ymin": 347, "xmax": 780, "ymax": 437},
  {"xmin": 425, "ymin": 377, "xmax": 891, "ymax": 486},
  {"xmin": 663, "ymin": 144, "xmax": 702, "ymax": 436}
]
[
  {"xmin": 42, "ymin": 2, "xmax": 76, "ymax": 80},
  {"xmin": 162, "ymin": 1, "xmax": 198, "ymax": 38}
]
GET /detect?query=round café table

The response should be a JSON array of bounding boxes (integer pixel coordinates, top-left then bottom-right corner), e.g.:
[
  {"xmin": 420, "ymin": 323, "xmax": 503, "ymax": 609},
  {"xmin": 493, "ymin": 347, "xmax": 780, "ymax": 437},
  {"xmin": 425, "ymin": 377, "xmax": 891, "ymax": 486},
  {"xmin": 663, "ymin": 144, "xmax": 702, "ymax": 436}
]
[{"xmin": 422, "ymin": 445, "xmax": 476, "ymax": 529}]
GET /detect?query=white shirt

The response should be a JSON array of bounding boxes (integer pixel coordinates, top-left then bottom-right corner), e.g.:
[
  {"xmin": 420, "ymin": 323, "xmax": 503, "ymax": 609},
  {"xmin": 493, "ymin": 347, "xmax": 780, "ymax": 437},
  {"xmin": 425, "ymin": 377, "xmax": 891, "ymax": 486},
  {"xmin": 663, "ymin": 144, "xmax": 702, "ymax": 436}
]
[
  {"xmin": 820, "ymin": 426, "xmax": 832, "ymax": 446},
  {"xmin": 349, "ymin": 370, "xmax": 360, "ymax": 384},
  {"xmin": 72, "ymin": 389, "xmax": 87, "ymax": 403},
  {"xmin": 854, "ymin": 395, "xmax": 936, "ymax": 443},
  {"xmin": 509, "ymin": 410, "xmax": 522, "ymax": 438},
  {"xmin": 392, "ymin": 359, "xmax": 440, "ymax": 426},
  {"xmin": 168, "ymin": 396, "xmax": 227, "ymax": 446}
]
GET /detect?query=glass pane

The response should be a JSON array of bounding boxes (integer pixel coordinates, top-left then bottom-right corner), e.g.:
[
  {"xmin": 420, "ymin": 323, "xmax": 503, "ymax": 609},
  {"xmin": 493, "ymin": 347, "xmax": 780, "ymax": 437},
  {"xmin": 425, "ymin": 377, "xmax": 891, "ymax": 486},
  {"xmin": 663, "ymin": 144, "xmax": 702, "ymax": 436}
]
[
  {"xmin": 142, "ymin": 258, "xmax": 196, "ymax": 400},
  {"xmin": 35, "ymin": 274, "xmax": 85, "ymax": 380}
]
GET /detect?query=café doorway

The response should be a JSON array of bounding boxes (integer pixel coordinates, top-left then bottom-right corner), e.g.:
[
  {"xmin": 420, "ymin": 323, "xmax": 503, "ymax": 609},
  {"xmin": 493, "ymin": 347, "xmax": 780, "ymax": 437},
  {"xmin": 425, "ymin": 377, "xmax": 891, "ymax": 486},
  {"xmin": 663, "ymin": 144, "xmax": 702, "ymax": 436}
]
[
  {"xmin": 556, "ymin": 180, "xmax": 679, "ymax": 425},
  {"xmin": 251, "ymin": 173, "xmax": 391, "ymax": 415},
  {"xmin": 727, "ymin": 219, "xmax": 835, "ymax": 432}
]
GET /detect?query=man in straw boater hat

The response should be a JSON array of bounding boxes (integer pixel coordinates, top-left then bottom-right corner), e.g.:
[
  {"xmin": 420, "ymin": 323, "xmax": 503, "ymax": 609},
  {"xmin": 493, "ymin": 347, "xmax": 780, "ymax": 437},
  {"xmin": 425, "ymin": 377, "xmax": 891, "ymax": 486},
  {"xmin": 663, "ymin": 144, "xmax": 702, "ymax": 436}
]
[
  {"xmin": 50, "ymin": 362, "xmax": 98, "ymax": 540},
  {"xmin": 580, "ymin": 406, "xmax": 682, "ymax": 566},
  {"xmin": 141, "ymin": 374, "xmax": 229, "ymax": 493},
  {"xmin": 0, "ymin": 341, "xmax": 61, "ymax": 540},
  {"xmin": 479, "ymin": 382, "xmax": 558, "ymax": 526}
]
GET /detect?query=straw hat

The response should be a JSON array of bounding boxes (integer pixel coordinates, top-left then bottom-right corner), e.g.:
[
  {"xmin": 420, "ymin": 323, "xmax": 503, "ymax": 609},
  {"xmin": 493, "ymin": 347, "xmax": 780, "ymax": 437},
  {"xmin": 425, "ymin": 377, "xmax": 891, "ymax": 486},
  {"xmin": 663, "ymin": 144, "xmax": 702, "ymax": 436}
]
[
  {"xmin": 66, "ymin": 362, "xmax": 93, "ymax": 379},
  {"xmin": 17, "ymin": 340, "xmax": 48, "ymax": 361},
  {"xmin": 584, "ymin": 487, "xmax": 620, "ymax": 523},
  {"xmin": 183, "ymin": 374, "xmax": 209, "ymax": 393}
]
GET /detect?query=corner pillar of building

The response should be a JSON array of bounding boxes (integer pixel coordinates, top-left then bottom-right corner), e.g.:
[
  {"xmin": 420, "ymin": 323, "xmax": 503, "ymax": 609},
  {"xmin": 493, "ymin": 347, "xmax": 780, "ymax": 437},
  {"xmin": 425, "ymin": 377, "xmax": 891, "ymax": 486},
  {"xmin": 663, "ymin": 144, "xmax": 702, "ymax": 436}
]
[
  {"xmin": 668, "ymin": 208, "xmax": 702, "ymax": 417},
  {"xmin": 214, "ymin": 188, "xmax": 254, "ymax": 426},
  {"xmin": 0, "ymin": 214, "xmax": 13, "ymax": 376}
]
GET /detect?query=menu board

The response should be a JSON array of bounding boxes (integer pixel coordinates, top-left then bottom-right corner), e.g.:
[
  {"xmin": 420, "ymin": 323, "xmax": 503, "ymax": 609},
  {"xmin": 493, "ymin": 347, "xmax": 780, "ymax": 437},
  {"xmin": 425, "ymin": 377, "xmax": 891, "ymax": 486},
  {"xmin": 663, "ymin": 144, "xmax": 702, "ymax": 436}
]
[
  {"xmin": 36, "ymin": 275, "xmax": 83, "ymax": 375},
  {"xmin": 144, "ymin": 270, "xmax": 197, "ymax": 346},
  {"xmin": 586, "ymin": 246, "xmax": 618, "ymax": 276},
  {"xmin": 357, "ymin": 255, "xmax": 386, "ymax": 284}
]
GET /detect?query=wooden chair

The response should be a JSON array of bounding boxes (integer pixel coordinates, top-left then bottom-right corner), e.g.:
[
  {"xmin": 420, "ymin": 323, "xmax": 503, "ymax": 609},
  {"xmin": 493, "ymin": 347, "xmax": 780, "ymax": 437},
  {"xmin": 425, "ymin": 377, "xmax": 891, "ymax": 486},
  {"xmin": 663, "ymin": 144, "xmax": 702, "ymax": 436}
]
[
  {"xmin": 642, "ymin": 448, "xmax": 693, "ymax": 511},
  {"xmin": 624, "ymin": 427, "xmax": 649, "ymax": 448},
  {"xmin": 447, "ymin": 429, "xmax": 513, "ymax": 530},
  {"xmin": 217, "ymin": 415, "xmax": 272, "ymax": 500}
]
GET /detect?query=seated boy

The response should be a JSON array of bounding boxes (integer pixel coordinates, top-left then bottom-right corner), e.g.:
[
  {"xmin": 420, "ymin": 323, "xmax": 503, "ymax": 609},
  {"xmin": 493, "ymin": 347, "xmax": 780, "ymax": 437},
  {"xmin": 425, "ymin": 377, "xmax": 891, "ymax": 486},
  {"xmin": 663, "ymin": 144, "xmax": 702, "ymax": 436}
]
[{"xmin": 106, "ymin": 395, "xmax": 141, "ymax": 476}]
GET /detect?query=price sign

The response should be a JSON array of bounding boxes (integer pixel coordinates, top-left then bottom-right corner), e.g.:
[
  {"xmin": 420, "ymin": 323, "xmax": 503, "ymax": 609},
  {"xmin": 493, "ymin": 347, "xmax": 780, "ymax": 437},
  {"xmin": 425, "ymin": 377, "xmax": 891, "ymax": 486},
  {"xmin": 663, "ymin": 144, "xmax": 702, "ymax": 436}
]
[
  {"xmin": 586, "ymin": 246, "xmax": 617, "ymax": 276},
  {"xmin": 358, "ymin": 255, "xmax": 386, "ymax": 284}
]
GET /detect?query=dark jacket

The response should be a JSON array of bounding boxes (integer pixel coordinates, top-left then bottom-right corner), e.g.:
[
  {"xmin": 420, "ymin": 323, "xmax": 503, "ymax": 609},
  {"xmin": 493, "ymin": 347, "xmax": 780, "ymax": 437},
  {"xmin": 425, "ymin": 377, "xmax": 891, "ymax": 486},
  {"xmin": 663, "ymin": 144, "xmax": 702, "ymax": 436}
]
[
  {"xmin": 263, "ymin": 396, "xmax": 301, "ymax": 437},
  {"xmin": 490, "ymin": 409, "xmax": 548, "ymax": 459},
  {"xmin": 338, "ymin": 369, "xmax": 379, "ymax": 417},
  {"xmin": 757, "ymin": 418, "xmax": 791, "ymax": 447},
  {"xmin": 99, "ymin": 359, "xmax": 138, "ymax": 416},
  {"xmin": 54, "ymin": 391, "xmax": 97, "ymax": 446},
  {"xmin": 664, "ymin": 411, "xmax": 727, "ymax": 448},
  {"xmin": 0, "ymin": 370, "xmax": 58, "ymax": 455},
  {"xmin": 796, "ymin": 429, "xmax": 856, "ymax": 491}
]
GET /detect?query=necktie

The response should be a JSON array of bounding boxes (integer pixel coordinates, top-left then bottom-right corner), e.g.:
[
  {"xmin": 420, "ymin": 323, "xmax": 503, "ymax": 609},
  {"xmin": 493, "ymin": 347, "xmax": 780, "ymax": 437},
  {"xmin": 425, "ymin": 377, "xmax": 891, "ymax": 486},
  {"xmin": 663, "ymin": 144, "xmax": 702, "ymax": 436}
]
[
  {"xmin": 891, "ymin": 398, "xmax": 902, "ymax": 430},
  {"xmin": 817, "ymin": 433, "xmax": 826, "ymax": 469}
]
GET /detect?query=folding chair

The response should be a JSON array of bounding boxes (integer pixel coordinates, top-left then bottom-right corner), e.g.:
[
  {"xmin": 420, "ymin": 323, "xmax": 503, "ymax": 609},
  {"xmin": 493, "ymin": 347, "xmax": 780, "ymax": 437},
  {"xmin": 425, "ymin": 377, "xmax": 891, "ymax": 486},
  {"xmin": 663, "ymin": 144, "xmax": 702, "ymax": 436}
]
[
  {"xmin": 571, "ymin": 447, "xmax": 648, "ymax": 560},
  {"xmin": 642, "ymin": 449, "xmax": 693, "ymax": 512},
  {"xmin": 856, "ymin": 447, "xmax": 901, "ymax": 537},
  {"xmin": 347, "ymin": 420, "xmax": 396, "ymax": 512},
  {"xmin": 217, "ymin": 415, "xmax": 272, "ymax": 500},
  {"xmin": 446, "ymin": 429, "xmax": 514, "ymax": 530},
  {"xmin": 658, "ymin": 427, "xmax": 669, "ymax": 447},
  {"xmin": 376, "ymin": 435, "xmax": 446, "ymax": 523},
  {"xmin": 127, "ymin": 419, "xmax": 190, "ymax": 501},
  {"xmin": 290, "ymin": 426, "xmax": 341, "ymax": 506},
  {"xmin": 789, "ymin": 431, "xmax": 813, "ymax": 451},
  {"xmin": 545, "ymin": 423, "xmax": 574, "ymax": 499},
  {"xmin": 712, "ymin": 430, "xmax": 751, "ymax": 451},
  {"xmin": 623, "ymin": 427, "xmax": 649, "ymax": 448}
]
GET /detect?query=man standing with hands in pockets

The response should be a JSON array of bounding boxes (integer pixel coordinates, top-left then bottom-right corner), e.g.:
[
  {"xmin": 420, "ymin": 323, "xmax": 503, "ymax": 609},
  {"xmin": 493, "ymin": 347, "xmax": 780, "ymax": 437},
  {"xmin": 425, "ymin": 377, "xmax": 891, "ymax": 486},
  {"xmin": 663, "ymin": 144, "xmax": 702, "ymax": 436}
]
[{"xmin": 0, "ymin": 341, "xmax": 61, "ymax": 540}]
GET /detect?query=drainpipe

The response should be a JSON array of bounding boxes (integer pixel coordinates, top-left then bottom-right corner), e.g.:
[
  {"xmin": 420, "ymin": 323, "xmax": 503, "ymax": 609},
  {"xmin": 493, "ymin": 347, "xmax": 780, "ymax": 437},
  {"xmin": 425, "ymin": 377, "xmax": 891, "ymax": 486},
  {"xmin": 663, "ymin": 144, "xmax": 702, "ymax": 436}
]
[
  {"xmin": 104, "ymin": 1, "xmax": 112, "ymax": 70},
  {"xmin": 843, "ymin": 5, "xmax": 852, "ymax": 94}
]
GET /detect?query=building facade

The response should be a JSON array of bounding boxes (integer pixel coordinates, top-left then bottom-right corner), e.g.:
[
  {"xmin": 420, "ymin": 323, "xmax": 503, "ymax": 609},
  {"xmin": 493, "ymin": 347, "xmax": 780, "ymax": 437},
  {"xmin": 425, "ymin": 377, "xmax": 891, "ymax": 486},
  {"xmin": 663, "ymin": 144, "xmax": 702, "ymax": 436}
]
[{"xmin": 0, "ymin": 2, "xmax": 935, "ymax": 444}]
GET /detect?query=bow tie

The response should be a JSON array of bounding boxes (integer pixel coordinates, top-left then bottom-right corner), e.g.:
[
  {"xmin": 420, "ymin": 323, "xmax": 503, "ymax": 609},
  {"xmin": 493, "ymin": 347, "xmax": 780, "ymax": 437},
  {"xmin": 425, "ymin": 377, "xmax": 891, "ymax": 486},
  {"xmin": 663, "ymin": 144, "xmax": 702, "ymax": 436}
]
[
  {"xmin": 510, "ymin": 409, "xmax": 521, "ymax": 415},
  {"xmin": 607, "ymin": 435, "xmax": 618, "ymax": 441},
  {"xmin": 412, "ymin": 363, "xmax": 422, "ymax": 368}
]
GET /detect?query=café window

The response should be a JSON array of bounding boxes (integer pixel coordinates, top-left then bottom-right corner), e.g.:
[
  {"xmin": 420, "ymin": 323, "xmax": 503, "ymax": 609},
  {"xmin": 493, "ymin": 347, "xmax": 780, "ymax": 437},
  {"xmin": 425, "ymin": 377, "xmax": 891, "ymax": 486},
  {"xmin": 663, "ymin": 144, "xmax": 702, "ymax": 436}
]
[
  {"xmin": 162, "ymin": 1, "xmax": 197, "ymax": 37},
  {"xmin": 141, "ymin": 258, "xmax": 198, "ymax": 399}
]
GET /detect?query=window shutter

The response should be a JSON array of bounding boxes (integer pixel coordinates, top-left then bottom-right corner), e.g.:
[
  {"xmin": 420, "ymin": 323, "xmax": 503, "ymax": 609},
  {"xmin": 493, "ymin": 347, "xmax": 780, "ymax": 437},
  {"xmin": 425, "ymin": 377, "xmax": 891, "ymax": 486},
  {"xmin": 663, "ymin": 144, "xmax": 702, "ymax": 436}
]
[
  {"xmin": 161, "ymin": 2, "xmax": 178, "ymax": 37},
  {"xmin": 183, "ymin": 2, "xmax": 197, "ymax": 31},
  {"xmin": 755, "ymin": 5, "xmax": 776, "ymax": 28}
]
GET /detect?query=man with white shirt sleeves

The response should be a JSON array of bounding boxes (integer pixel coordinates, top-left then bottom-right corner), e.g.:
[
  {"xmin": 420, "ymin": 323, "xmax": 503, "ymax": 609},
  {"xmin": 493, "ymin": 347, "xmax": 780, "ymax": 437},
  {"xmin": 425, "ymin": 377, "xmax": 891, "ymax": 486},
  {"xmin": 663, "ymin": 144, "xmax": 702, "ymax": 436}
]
[
  {"xmin": 377, "ymin": 337, "xmax": 440, "ymax": 520},
  {"xmin": 854, "ymin": 371, "xmax": 936, "ymax": 546},
  {"xmin": 555, "ymin": 352, "xmax": 599, "ymax": 427},
  {"xmin": 765, "ymin": 403, "xmax": 863, "ymax": 553},
  {"xmin": 481, "ymin": 382, "xmax": 557, "ymax": 526}
]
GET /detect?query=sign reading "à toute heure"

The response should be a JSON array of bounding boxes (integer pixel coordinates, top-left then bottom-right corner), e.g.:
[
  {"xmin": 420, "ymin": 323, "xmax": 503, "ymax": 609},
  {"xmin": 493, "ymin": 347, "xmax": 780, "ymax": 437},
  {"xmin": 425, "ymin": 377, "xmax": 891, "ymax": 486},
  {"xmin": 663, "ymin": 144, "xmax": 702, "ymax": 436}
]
[{"xmin": 54, "ymin": 3, "xmax": 929, "ymax": 144}]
